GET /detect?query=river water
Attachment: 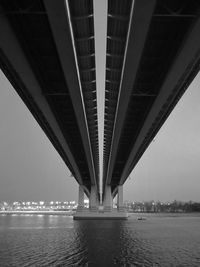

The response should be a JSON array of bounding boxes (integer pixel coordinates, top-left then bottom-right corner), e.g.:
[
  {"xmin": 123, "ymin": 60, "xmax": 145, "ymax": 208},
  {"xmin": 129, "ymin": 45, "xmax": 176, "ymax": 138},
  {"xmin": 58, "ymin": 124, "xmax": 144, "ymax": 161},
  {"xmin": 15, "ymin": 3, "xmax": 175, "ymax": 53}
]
[{"xmin": 0, "ymin": 213, "xmax": 200, "ymax": 266}]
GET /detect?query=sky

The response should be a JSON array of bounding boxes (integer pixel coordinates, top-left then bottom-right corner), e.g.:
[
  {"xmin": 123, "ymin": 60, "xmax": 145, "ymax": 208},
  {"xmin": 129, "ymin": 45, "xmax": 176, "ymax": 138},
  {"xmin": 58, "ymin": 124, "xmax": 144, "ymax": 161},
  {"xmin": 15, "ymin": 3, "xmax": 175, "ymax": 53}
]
[
  {"xmin": 124, "ymin": 72, "xmax": 200, "ymax": 202},
  {"xmin": 0, "ymin": 70, "xmax": 78, "ymax": 202},
  {"xmin": 94, "ymin": 0, "xmax": 107, "ymax": 194},
  {"xmin": 0, "ymin": 0, "xmax": 200, "ymax": 202}
]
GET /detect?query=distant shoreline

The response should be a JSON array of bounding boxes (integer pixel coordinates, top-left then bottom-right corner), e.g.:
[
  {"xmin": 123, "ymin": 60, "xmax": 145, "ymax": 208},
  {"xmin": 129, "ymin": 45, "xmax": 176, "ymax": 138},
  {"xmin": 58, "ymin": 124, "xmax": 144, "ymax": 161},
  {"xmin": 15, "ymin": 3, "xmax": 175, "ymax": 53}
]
[
  {"xmin": 1, "ymin": 211, "xmax": 200, "ymax": 216},
  {"xmin": 0, "ymin": 210, "xmax": 75, "ymax": 216}
]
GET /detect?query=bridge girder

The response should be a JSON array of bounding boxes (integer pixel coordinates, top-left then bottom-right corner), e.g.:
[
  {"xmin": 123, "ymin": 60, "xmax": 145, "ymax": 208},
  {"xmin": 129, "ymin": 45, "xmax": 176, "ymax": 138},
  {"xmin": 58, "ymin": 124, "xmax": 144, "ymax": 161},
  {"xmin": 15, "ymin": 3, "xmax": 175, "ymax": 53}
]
[
  {"xmin": 0, "ymin": 0, "xmax": 99, "ymax": 196},
  {"xmin": 103, "ymin": 0, "xmax": 200, "ymax": 197}
]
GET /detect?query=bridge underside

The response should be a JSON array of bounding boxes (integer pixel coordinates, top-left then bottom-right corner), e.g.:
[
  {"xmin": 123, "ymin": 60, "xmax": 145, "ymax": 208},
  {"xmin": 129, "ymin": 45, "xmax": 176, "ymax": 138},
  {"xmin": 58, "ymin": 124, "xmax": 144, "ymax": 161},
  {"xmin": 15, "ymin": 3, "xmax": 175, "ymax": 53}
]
[
  {"xmin": 103, "ymin": 0, "xmax": 200, "ymax": 199},
  {"xmin": 0, "ymin": 0, "xmax": 99, "ymax": 197},
  {"xmin": 0, "ymin": 0, "xmax": 200, "ymax": 219}
]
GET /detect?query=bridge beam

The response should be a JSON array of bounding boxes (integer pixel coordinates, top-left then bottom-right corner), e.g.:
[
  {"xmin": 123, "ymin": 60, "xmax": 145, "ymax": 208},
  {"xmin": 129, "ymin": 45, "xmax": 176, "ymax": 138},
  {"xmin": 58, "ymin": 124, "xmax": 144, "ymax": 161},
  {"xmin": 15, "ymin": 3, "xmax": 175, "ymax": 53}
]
[
  {"xmin": 44, "ymin": 0, "xmax": 97, "ymax": 190},
  {"xmin": 0, "ymin": 10, "xmax": 83, "ymax": 185},
  {"xmin": 104, "ymin": 0, "xmax": 156, "ymax": 192},
  {"xmin": 120, "ymin": 15, "xmax": 200, "ymax": 185}
]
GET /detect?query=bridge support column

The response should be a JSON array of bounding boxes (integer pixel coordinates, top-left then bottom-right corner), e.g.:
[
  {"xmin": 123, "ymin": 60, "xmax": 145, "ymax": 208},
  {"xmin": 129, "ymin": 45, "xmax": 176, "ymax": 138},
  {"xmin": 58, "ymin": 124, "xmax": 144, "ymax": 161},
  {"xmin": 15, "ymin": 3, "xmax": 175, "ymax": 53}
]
[
  {"xmin": 89, "ymin": 185, "xmax": 98, "ymax": 212},
  {"xmin": 103, "ymin": 186, "xmax": 113, "ymax": 212},
  {"xmin": 117, "ymin": 185, "xmax": 125, "ymax": 212},
  {"xmin": 74, "ymin": 185, "xmax": 127, "ymax": 219},
  {"xmin": 77, "ymin": 185, "xmax": 84, "ymax": 212}
]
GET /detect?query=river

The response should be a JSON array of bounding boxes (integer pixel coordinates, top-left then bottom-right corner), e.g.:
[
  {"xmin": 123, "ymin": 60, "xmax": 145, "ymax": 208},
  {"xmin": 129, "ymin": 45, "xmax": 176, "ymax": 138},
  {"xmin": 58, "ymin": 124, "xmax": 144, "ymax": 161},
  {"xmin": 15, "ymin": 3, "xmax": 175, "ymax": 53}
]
[{"xmin": 0, "ymin": 213, "xmax": 200, "ymax": 266}]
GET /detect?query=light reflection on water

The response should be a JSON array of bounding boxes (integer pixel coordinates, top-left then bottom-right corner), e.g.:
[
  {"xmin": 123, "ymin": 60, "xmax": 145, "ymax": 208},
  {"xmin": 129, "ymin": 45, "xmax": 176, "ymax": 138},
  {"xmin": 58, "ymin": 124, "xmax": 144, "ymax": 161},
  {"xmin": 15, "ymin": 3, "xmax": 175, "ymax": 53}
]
[{"xmin": 0, "ymin": 213, "xmax": 200, "ymax": 266}]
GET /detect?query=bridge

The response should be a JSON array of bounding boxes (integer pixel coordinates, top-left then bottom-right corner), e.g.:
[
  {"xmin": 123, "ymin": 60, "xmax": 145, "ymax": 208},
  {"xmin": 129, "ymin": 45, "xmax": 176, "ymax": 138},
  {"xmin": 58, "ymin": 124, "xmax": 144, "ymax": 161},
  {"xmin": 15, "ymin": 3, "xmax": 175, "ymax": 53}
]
[{"xmin": 0, "ymin": 0, "xmax": 200, "ymax": 219}]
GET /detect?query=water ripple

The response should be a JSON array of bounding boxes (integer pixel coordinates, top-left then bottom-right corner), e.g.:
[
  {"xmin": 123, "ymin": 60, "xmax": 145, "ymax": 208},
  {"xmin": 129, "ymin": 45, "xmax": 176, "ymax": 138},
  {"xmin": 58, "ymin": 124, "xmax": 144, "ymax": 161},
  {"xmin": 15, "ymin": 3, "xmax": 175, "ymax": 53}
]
[{"xmin": 0, "ymin": 214, "xmax": 200, "ymax": 266}]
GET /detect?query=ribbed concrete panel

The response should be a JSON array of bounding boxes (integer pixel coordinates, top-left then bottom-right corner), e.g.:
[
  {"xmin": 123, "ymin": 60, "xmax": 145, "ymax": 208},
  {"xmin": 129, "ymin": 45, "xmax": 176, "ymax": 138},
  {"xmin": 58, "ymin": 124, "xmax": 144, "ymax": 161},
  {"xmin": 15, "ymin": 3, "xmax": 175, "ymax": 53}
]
[
  {"xmin": 103, "ymin": 0, "xmax": 133, "ymax": 195},
  {"xmin": 68, "ymin": 0, "xmax": 99, "ymax": 192}
]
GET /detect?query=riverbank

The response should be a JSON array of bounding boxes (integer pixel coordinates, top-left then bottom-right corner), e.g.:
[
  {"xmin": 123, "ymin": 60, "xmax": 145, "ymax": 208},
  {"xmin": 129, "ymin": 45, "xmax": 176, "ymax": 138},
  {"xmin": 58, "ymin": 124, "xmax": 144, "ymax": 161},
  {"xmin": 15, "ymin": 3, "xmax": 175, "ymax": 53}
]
[{"xmin": 0, "ymin": 210, "xmax": 74, "ymax": 215}]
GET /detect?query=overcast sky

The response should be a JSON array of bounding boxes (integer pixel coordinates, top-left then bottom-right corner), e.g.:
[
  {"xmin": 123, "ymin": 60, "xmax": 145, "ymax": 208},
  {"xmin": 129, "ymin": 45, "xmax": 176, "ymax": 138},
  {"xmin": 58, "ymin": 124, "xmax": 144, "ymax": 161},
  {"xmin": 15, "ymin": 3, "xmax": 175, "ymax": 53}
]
[
  {"xmin": 124, "ymin": 72, "xmax": 200, "ymax": 202},
  {"xmin": 0, "ymin": 0, "xmax": 200, "ymax": 202}
]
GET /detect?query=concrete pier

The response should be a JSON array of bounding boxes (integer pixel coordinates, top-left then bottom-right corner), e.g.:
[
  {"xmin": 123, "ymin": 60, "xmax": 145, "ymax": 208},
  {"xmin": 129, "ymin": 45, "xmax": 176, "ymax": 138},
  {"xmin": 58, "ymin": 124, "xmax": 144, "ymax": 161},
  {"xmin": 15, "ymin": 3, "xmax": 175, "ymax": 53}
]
[
  {"xmin": 89, "ymin": 185, "xmax": 99, "ymax": 212},
  {"xmin": 76, "ymin": 185, "xmax": 84, "ymax": 212},
  {"xmin": 117, "ymin": 185, "xmax": 125, "ymax": 212},
  {"xmin": 73, "ymin": 209, "xmax": 128, "ymax": 220},
  {"xmin": 103, "ymin": 186, "xmax": 112, "ymax": 212},
  {"xmin": 73, "ymin": 185, "xmax": 127, "ymax": 220}
]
